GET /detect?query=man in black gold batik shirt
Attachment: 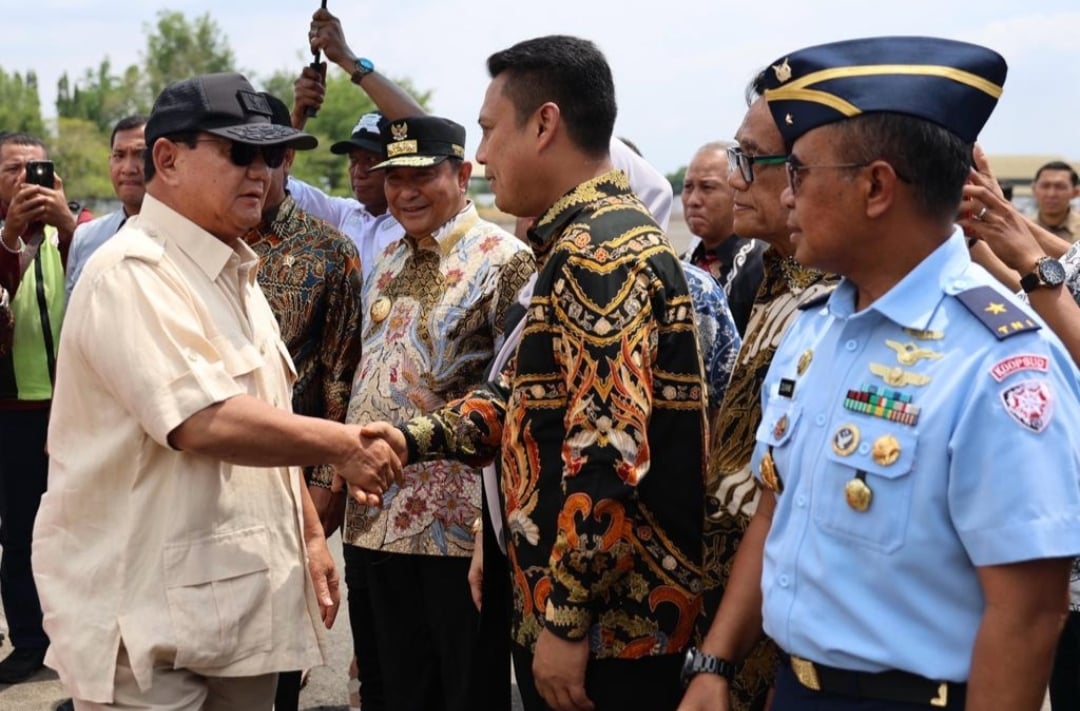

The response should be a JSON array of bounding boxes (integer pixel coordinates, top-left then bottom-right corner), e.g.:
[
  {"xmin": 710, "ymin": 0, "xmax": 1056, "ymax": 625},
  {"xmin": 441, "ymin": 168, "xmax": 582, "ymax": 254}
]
[{"xmin": 364, "ymin": 36, "xmax": 708, "ymax": 711}]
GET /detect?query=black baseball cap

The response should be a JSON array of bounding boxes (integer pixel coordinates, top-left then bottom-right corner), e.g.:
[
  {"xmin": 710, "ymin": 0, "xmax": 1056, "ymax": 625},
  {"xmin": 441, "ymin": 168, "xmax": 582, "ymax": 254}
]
[
  {"xmin": 331, "ymin": 112, "xmax": 386, "ymax": 155},
  {"xmin": 145, "ymin": 72, "xmax": 317, "ymax": 150}
]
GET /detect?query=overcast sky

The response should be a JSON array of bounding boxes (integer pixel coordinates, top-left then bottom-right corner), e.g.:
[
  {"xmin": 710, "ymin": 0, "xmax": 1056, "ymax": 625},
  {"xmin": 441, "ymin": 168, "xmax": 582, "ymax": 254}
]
[{"xmin": 6, "ymin": 0, "xmax": 1079, "ymax": 174}]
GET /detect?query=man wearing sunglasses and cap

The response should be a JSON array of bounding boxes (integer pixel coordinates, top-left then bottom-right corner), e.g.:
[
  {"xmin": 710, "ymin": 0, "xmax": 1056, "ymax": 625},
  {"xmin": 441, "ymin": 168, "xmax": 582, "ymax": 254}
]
[
  {"xmin": 680, "ymin": 37, "xmax": 1080, "ymax": 711},
  {"xmin": 32, "ymin": 72, "xmax": 402, "ymax": 710}
]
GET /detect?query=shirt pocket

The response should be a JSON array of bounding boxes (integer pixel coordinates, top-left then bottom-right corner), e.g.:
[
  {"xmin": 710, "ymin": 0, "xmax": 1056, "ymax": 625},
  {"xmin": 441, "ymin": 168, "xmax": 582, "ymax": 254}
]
[
  {"xmin": 812, "ymin": 424, "xmax": 918, "ymax": 553},
  {"xmin": 211, "ymin": 335, "xmax": 264, "ymax": 379},
  {"xmin": 163, "ymin": 526, "xmax": 272, "ymax": 669}
]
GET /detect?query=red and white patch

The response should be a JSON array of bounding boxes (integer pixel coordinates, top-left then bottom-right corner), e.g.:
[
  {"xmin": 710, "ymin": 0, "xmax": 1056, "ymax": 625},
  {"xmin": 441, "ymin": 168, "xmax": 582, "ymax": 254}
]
[
  {"xmin": 1000, "ymin": 379, "xmax": 1054, "ymax": 433},
  {"xmin": 989, "ymin": 354, "xmax": 1050, "ymax": 382}
]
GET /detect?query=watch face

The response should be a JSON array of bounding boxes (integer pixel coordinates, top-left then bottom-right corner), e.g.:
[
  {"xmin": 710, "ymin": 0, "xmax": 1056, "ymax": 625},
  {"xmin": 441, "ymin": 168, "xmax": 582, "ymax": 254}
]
[{"xmin": 1039, "ymin": 258, "xmax": 1067, "ymax": 286}]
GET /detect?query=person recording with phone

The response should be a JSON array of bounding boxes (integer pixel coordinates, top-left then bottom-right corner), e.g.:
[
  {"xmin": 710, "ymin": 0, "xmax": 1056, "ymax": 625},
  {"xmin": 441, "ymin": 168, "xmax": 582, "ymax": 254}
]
[{"xmin": 0, "ymin": 132, "xmax": 91, "ymax": 684}]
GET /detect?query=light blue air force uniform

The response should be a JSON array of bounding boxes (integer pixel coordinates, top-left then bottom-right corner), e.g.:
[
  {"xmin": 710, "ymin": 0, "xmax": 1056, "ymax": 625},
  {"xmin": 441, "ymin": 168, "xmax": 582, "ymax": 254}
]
[{"xmin": 752, "ymin": 231, "xmax": 1080, "ymax": 683}]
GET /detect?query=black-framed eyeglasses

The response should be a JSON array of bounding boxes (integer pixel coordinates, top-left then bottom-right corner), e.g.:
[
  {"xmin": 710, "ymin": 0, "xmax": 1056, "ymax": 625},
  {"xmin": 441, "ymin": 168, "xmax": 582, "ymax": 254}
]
[
  {"xmin": 191, "ymin": 138, "xmax": 287, "ymax": 169},
  {"xmin": 785, "ymin": 156, "xmax": 869, "ymax": 195},
  {"xmin": 726, "ymin": 146, "xmax": 788, "ymax": 184}
]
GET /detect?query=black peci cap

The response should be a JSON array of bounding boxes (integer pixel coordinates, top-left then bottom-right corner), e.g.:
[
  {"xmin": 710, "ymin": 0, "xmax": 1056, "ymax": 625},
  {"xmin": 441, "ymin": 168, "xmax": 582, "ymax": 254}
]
[{"xmin": 370, "ymin": 116, "xmax": 466, "ymax": 170}]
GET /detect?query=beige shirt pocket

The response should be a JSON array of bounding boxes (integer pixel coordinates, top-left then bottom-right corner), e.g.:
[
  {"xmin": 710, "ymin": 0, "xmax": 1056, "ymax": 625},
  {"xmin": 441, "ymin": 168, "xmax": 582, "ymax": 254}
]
[{"xmin": 163, "ymin": 526, "xmax": 272, "ymax": 669}]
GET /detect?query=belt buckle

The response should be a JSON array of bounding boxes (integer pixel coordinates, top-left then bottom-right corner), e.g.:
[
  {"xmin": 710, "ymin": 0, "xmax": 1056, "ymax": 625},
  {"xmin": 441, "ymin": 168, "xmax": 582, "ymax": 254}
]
[
  {"xmin": 790, "ymin": 656, "xmax": 821, "ymax": 691},
  {"xmin": 930, "ymin": 682, "xmax": 948, "ymax": 707}
]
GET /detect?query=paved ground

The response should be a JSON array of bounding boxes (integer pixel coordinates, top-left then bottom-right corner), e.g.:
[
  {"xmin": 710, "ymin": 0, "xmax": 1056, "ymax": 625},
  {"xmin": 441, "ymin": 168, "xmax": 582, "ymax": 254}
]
[{"xmin": 0, "ymin": 532, "xmax": 525, "ymax": 711}]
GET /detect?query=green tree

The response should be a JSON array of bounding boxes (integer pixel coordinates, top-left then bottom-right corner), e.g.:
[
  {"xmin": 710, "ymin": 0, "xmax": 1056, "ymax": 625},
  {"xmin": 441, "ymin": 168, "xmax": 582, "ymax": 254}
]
[
  {"xmin": 0, "ymin": 68, "xmax": 45, "ymax": 136},
  {"xmin": 666, "ymin": 165, "xmax": 687, "ymax": 196},
  {"xmin": 143, "ymin": 10, "xmax": 237, "ymax": 100},
  {"xmin": 51, "ymin": 117, "xmax": 112, "ymax": 200},
  {"xmin": 56, "ymin": 60, "xmax": 146, "ymax": 134},
  {"xmin": 261, "ymin": 67, "xmax": 431, "ymax": 195}
]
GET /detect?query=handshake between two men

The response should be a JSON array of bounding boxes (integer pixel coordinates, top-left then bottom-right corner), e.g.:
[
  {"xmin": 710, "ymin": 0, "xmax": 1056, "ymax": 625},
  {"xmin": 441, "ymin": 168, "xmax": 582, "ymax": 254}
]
[{"xmin": 333, "ymin": 421, "xmax": 411, "ymax": 507}]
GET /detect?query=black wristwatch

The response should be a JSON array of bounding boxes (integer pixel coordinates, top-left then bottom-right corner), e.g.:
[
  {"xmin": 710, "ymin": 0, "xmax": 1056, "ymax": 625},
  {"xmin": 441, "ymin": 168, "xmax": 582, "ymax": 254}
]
[
  {"xmin": 350, "ymin": 56, "xmax": 375, "ymax": 85},
  {"xmin": 1019, "ymin": 256, "xmax": 1067, "ymax": 293},
  {"xmin": 681, "ymin": 647, "xmax": 739, "ymax": 687}
]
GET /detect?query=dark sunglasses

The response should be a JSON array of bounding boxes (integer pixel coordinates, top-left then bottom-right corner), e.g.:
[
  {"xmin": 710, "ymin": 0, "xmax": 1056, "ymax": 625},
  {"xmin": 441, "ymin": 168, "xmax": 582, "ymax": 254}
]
[{"xmin": 191, "ymin": 138, "xmax": 287, "ymax": 169}]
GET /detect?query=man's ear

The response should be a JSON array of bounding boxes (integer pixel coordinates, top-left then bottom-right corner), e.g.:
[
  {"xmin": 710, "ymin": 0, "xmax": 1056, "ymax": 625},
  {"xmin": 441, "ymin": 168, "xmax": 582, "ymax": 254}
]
[
  {"xmin": 152, "ymin": 139, "xmax": 182, "ymax": 186},
  {"xmin": 863, "ymin": 160, "xmax": 900, "ymax": 220},
  {"xmin": 457, "ymin": 159, "xmax": 473, "ymax": 193},
  {"xmin": 535, "ymin": 102, "xmax": 561, "ymax": 153}
]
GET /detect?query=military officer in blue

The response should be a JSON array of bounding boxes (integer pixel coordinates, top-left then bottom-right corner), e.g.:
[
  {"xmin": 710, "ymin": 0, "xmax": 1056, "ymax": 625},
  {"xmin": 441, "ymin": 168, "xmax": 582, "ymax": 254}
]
[{"xmin": 678, "ymin": 37, "xmax": 1080, "ymax": 711}]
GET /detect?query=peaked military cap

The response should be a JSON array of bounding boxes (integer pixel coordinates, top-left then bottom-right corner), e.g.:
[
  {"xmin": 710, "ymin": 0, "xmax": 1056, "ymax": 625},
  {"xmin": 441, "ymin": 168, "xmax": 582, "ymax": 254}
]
[
  {"xmin": 760, "ymin": 37, "xmax": 1007, "ymax": 146},
  {"xmin": 371, "ymin": 116, "xmax": 466, "ymax": 170}
]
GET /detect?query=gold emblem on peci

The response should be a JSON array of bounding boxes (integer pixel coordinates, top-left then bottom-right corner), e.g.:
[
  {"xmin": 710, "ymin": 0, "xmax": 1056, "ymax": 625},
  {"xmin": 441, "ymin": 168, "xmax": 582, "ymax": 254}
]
[{"xmin": 390, "ymin": 122, "xmax": 409, "ymax": 141}]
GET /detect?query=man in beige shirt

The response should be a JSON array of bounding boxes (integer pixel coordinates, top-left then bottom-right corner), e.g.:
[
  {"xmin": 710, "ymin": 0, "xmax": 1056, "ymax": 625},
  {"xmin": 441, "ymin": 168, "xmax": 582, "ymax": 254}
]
[{"xmin": 32, "ymin": 72, "xmax": 400, "ymax": 710}]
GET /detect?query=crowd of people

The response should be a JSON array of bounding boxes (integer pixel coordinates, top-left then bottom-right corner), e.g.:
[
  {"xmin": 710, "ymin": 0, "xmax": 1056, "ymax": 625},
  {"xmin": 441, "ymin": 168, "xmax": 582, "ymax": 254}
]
[{"xmin": 0, "ymin": 10, "xmax": 1078, "ymax": 711}]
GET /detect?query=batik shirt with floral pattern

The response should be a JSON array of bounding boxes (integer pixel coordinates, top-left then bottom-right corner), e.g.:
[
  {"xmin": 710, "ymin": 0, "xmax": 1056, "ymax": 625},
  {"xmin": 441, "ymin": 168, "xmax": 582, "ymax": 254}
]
[
  {"xmin": 344, "ymin": 203, "xmax": 535, "ymax": 557},
  {"xmin": 398, "ymin": 171, "xmax": 709, "ymax": 659}
]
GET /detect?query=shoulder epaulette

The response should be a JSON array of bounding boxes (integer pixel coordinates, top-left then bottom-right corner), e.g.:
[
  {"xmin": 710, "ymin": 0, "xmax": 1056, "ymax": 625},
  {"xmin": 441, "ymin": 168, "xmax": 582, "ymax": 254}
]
[
  {"xmin": 798, "ymin": 291, "xmax": 831, "ymax": 310},
  {"xmin": 955, "ymin": 285, "xmax": 1040, "ymax": 340}
]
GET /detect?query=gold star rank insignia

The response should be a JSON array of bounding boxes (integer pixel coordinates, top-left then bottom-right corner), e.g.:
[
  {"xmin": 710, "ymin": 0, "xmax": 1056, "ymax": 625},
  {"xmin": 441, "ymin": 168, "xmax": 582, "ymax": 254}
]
[{"xmin": 985, "ymin": 302, "xmax": 1007, "ymax": 315}]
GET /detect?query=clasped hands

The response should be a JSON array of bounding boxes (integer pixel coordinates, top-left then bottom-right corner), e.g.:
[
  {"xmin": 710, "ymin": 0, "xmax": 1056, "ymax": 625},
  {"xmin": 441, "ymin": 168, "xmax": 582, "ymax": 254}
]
[{"xmin": 331, "ymin": 421, "xmax": 409, "ymax": 507}]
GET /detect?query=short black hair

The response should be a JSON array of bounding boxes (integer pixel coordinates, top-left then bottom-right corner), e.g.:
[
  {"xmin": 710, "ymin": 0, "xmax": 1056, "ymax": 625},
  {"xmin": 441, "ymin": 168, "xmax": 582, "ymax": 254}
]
[
  {"xmin": 0, "ymin": 132, "xmax": 46, "ymax": 156},
  {"xmin": 832, "ymin": 113, "xmax": 972, "ymax": 223},
  {"xmin": 1034, "ymin": 160, "xmax": 1079, "ymax": 186},
  {"xmin": 110, "ymin": 115, "xmax": 147, "ymax": 148},
  {"xmin": 144, "ymin": 132, "xmax": 197, "ymax": 182},
  {"xmin": 486, "ymin": 35, "xmax": 615, "ymax": 157}
]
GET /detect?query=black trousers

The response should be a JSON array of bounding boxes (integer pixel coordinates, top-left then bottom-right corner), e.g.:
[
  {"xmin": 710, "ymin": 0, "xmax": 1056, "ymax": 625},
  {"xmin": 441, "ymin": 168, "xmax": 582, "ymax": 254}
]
[
  {"xmin": 365, "ymin": 551, "xmax": 480, "ymax": 711},
  {"xmin": 1051, "ymin": 610, "xmax": 1080, "ymax": 710},
  {"xmin": 0, "ymin": 408, "xmax": 49, "ymax": 651},
  {"xmin": 772, "ymin": 660, "xmax": 965, "ymax": 711},
  {"xmin": 344, "ymin": 543, "xmax": 385, "ymax": 711},
  {"xmin": 479, "ymin": 493, "xmax": 512, "ymax": 710},
  {"xmin": 512, "ymin": 643, "xmax": 684, "ymax": 711}
]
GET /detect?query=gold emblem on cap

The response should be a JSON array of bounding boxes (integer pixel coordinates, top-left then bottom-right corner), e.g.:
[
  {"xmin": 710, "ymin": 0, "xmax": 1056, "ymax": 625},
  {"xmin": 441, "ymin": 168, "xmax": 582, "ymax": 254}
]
[
  {"xmin": 797, "ymin": 349, "xmax": 813, "ymax": 376},
  {"xmin": 390, "ymin": 122, "xmax": 409, "ymax": 141},
  {"xmin": 370, "ymin": 296, "xmax": 392, "ymax": 324},
  {"xmin": 870, "ymin": 363, "xmax": 931, "ymax": 388},
  {"xmin": 773, "ymin": 414, "xmax": 790, "ymax": 440},
  {"xmin": 785, "ymin": 113, "xmax": 794, "ymax": 125},
  {"xmin": 773, "ymin": 57, "xmax": 792, "ymax": 83},
  {"xmin": 902, "ymin": 327, "xmax": 944, "ymax": 341},
  {"xmin": 760, "ymin": 451, "xmax": 783, "ymax": 493},
  {"xmin": 885, "ymin": 340, "xmax": 943, "ymax": 366},
  {"xmin": 845, "ymin": 477, "xmax": 873, "ymax": 512},
  {"xmin": 872, "ymin": 435, "xmax": 901, "ymax": 467},
  {"xmin": 831, "ymin": 424, "xmax": 860, "ymax": 457}
]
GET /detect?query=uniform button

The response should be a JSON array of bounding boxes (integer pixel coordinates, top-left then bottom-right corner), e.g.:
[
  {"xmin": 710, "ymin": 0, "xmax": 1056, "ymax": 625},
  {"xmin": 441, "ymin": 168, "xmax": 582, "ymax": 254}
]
[
  {"xmin": 186, "ymin": 351, "xmax": 198, "ymax": 362},
  {"xmin": 779, "ymin": 575, "xmax": 790, "ymax": 588},
  {"xmin": 858, "ymin": 443, "xmax": 870, "ymax": 455},
  {"xmin": 815, "ymin": 413, "xmax": 826, "ymax": 426},
  {"xmin": 845, "ymin": 339, "xmax": 858, "ymax": 352},
  {"xmin": 796, "ymin": 495, "xmax": 807, "ymax": 508}
]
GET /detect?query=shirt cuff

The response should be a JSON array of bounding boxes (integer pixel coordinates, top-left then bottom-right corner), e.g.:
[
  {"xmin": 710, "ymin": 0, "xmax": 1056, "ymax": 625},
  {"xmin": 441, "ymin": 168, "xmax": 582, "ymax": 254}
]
[
  {"xmin": 543, "ymin": 592, "xmax": 593, "ymax": 641},
  {"xmin": 309, "ymin": 464, "xmax": 336, "ymax": 489}
]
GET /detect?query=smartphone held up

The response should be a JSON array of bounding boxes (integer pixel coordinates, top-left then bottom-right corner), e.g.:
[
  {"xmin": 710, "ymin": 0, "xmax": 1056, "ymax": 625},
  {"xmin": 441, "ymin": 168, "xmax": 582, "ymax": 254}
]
[{"xmin": 25, "ymin": 161, "xmax": 55, "ymax": 189}]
